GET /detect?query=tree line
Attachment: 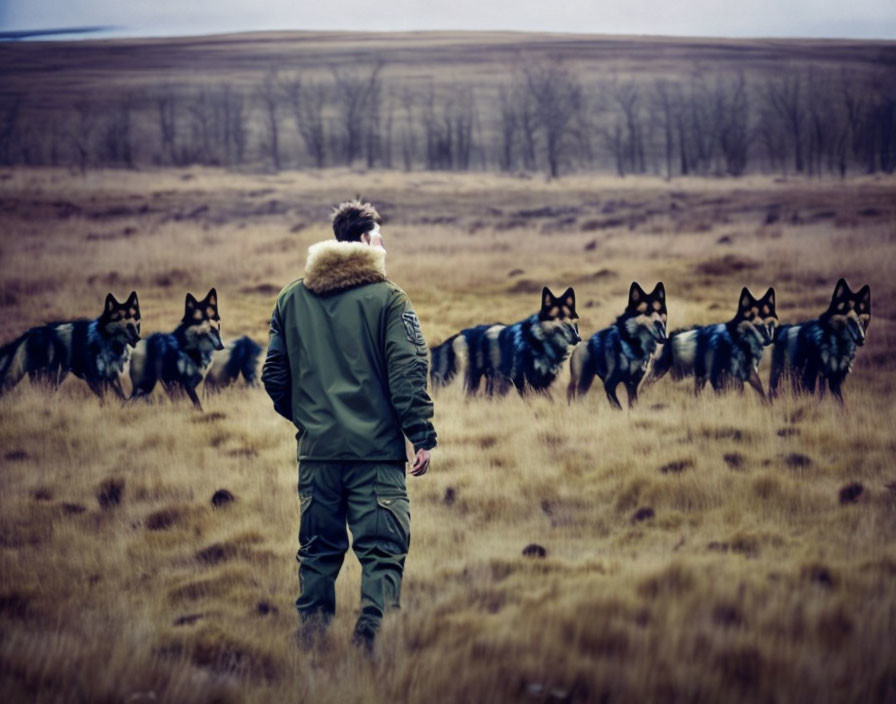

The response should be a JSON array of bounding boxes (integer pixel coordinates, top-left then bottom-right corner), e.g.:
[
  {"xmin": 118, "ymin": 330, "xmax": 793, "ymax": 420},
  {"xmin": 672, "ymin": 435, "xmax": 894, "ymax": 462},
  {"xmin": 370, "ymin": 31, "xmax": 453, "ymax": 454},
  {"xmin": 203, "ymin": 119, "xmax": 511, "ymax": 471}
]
[{"xmin": 1, "ymin": 61, "xmax": 894, "ymax": 178}]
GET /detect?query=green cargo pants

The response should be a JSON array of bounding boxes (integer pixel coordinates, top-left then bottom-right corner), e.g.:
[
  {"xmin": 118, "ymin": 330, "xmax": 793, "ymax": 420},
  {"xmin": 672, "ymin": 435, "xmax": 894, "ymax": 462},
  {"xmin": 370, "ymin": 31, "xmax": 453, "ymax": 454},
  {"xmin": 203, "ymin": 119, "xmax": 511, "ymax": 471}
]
[{"xmin": 296, "ymin": 460, "xmax": 410, "ymax": 633}]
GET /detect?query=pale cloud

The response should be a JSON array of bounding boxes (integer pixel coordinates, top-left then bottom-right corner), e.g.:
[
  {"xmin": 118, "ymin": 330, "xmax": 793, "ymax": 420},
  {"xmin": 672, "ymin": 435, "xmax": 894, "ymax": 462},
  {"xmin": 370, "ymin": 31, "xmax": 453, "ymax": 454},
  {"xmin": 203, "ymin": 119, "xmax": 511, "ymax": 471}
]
[{"xmin": 1, "ymin": 0, "xmax": 895, "ymax": 39}]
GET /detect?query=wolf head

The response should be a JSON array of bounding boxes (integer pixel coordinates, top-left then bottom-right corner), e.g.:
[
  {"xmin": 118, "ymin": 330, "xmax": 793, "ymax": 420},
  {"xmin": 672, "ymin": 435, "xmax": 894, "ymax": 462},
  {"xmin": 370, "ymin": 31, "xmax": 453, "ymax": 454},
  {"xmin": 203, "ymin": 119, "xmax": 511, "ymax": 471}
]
[
  {"xmin": 100, "ymin": 291, "xmax": 141, "ymax": 348},
  {"xmin": 539, "ymin": 286, "xmax": 580, "ymax": 346},
  {"xmin": 825, "ymin": 278, "xmax": 871, "ymax": 346},
  {"xmin": 182, "ymin": 288, "xmax": 224, "ymax": 353},
  {"xmin": 734, "ymin": 287, "xmax": 777, "ymax": 345},
  {"xmin": 626, "ymin": 282, "xmax": 667, "ymax": 343}
]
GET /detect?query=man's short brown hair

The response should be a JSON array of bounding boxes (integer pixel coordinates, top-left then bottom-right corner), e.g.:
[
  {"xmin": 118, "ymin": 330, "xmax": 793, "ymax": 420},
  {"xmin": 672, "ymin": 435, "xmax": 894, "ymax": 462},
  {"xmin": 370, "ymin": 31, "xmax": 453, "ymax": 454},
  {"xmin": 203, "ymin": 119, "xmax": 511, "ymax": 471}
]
[{"xmin": 331, "ymin": 199, "xmax": 382, "ymax": 243}]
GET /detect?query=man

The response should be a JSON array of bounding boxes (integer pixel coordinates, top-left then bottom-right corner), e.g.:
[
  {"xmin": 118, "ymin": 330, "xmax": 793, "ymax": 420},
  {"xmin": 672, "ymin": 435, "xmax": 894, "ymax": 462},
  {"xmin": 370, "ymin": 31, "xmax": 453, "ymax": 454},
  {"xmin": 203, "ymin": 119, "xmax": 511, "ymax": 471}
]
[{"xmin": 262, "ymin": 199, "xmax": 437, "ymax": 650}]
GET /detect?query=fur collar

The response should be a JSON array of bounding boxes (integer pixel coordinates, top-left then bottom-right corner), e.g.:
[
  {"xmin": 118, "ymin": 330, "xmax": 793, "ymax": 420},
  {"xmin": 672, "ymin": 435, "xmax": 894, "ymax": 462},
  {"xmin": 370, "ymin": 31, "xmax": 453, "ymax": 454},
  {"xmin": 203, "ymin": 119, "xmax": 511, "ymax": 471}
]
[{"xmin": 303, "ymin": 240, "xmax": 388, "ymax": 294}]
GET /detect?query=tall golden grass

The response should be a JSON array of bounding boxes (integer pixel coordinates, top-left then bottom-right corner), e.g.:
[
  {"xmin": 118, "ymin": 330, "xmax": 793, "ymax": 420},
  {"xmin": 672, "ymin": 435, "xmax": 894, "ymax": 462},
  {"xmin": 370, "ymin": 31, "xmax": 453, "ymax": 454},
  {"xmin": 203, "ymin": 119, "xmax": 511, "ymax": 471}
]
[{"xmin": 1, "ymin": 167, "xmax": 895, "ymax": 702}]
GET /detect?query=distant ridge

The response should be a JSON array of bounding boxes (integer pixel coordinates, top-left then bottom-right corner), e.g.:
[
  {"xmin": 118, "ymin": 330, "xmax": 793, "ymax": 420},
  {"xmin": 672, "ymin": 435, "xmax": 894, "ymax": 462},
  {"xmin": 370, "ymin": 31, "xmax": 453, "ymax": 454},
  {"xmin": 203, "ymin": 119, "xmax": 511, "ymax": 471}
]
[{"xmin": 0, "ymin": 26, "xmax": 116, "ymax": 41}]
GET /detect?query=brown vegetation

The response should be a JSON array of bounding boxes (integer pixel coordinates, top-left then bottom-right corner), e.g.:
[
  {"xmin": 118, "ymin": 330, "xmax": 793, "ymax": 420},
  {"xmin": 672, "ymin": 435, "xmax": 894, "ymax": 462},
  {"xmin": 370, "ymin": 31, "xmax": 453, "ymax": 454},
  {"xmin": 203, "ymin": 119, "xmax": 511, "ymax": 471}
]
[{"xmin": 0, "ymin": 165, "xmax": 895, "ymax": 702}]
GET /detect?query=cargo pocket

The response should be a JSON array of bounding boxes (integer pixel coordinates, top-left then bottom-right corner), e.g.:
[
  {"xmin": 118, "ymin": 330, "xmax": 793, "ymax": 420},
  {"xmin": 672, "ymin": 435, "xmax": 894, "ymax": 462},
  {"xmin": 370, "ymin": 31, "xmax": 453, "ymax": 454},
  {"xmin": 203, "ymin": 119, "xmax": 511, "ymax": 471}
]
[
  {"xmin": 297, "ymin": 491, "xmax": 315, "ymax": 561},
  {"xmin": 376, "ymin": 489, "xmax": 410, "ymax": 554}
]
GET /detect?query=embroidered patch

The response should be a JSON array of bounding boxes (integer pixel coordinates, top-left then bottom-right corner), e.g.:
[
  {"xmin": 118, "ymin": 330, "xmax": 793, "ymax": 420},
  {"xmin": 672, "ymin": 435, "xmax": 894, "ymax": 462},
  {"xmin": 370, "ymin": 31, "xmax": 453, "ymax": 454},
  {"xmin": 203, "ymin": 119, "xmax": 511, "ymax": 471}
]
[{"xmin": 402, "ymin": 311, "xmax": 425, "ymax": 346}]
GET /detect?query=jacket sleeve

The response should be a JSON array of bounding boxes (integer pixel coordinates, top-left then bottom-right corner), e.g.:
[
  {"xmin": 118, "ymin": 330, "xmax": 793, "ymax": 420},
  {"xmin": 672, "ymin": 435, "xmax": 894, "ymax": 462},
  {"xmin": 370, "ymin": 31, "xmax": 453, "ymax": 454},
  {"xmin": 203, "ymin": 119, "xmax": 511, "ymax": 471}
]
[
  {"xmin": 384, "ymin": 291, "xmax": 437, "ymax": 452},
  {"xmin": 262, "ymin": 301, "xmax": 293, "ymax": 422}
]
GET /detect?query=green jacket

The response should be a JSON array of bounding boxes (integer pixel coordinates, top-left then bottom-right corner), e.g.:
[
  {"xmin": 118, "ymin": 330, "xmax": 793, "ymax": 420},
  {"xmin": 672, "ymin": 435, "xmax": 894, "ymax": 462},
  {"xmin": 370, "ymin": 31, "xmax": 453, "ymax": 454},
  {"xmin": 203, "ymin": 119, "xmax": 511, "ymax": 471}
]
[{"xmin": 262, "ymin": 240, "xmax": 437, "ymax": 461}]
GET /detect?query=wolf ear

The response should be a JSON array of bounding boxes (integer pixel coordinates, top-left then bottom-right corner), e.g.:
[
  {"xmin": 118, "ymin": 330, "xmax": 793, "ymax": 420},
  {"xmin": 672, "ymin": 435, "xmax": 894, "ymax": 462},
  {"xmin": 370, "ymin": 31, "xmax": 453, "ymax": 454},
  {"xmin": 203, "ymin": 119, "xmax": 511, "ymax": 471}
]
[
  {"xmin": 739, "ymin": 287, "xmax": 755, "ymax": 311},
  {"xmin": 125, "ymin": 291, "xmax": 139, "ymax": 308},
  {"xmin": 104, "ymin": 293, "xmax": 119, "ymax": 315},
  {"xmin": 831, "ymin": 278, "xmax": 851, "ymax": 303},
  {"xmin": 763, "ymin": 287, "xmax": 775, "ymax": 307},
  {"xmin": 542, "ymin": 287, "xmax": 556, "ymax": 309},
  {"xmin": 204, "ymin": 288, "xmax": 218, "ymax": 308},
  {"xmin": 185, "ymin": 292, "xmax": 199, "ymax": 311},
  {"xmin": 629, "ymin": 282, "xmax": 646, "ymax": 305},
  {"xmin": 560, "ymin": 287, "xmax": 575, "ymax": 308},
  {"xmin": 857, "ymin": 284, "xmax": 871, "ymax": 310},
  {"xmin": 651, "ymin": 282, "xmax": 665, "ymax": 300}
]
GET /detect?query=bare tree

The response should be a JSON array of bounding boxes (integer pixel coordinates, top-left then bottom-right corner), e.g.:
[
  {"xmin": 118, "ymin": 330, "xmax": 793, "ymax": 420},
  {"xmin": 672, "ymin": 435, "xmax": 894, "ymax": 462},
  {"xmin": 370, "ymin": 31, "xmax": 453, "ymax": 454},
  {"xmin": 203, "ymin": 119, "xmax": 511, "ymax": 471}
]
[
  {"xmin": 764, "ymin": 73, "xmax": 806, "ymax": 174},
  {"xmin": 331, "ymin": 62, "xmax": 384, "ymax": 166},
  {"xmin": 651, "ymin": 79, "xmax": 678, "ymax": 179},
  {"xmin": 0, "ymin": 93, "xmax": 23, "ymax": 166},
  {"xmin": 300, "ymin": 80, "xmax": 329, "ymax": 168},
  {"xmin": 99, "ymin": 95, "xmax": 135, "ymax": 168},
  {"xmin": 599, "ymin": 80, "xmax": 646, "ymax": 176},
  {"xmin": 523, "ymin": 60, "xmax": 584, "ymax": 178},
  {"xmin": 257, "ymin": 67, "xmax": 282, "ymax": 170},
  {"xmin": 397, "ymin": 87, "xmax": 417, "ymax": 171},
  {"xmin": 154, "ymin": 86, "xmax": 179, "ymax": 165},
  {"xmin": 717, "ymin": 74, "xmax": 751, "ymax": 176},
  {"xmin": 497, "ymin": 85, "xmax": 518, "ymax": 171},
  {"xmin": 68, "ymin": 100, "xmax": 95, "ymax": 175},
  {"xmin": 498, "ymin": 76, "xmax": 538, "ymax": 171}
]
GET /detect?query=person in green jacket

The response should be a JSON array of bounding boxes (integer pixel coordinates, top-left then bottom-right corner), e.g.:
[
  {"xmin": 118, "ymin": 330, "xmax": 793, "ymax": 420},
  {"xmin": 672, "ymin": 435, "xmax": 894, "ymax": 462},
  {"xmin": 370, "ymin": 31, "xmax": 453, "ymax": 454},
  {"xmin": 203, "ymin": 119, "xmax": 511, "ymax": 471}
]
[{"xmin": 262, "ymin": 199, "xmax": 437, "ymax": 650}]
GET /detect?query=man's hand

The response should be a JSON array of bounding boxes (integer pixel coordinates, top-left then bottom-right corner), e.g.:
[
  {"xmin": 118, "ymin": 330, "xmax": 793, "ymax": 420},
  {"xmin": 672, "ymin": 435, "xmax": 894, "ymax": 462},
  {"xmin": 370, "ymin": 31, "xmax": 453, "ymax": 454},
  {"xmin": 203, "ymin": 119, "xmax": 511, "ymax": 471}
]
[{"xmin": 410, "ymin": 448, "xmax": 431, "ymax": 476}]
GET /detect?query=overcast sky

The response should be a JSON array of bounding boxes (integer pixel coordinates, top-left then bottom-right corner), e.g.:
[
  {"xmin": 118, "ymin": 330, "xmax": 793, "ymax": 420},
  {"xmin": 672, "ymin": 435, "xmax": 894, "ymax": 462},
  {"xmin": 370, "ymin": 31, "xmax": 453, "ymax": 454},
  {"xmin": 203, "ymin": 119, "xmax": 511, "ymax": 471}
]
[{"xmin": 1, "ymin": 0, "xmax": 895, "ymax": 40}]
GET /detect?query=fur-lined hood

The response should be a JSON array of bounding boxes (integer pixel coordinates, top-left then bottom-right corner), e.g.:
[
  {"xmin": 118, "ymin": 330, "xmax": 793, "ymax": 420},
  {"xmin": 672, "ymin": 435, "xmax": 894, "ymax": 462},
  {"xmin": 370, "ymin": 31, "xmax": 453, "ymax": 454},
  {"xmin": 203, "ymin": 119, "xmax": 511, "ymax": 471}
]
[{"xmin": 303, "ymin": 240, "xmax": 388, "ymax": 295}]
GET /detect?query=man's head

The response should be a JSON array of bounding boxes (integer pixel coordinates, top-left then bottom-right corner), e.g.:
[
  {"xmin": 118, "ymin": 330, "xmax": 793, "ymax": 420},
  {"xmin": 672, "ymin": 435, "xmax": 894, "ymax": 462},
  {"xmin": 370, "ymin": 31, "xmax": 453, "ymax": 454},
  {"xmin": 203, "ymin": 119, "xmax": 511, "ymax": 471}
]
[{"xmin": 332, "ymin": 199, "xmax": 384, "ymax": 248}]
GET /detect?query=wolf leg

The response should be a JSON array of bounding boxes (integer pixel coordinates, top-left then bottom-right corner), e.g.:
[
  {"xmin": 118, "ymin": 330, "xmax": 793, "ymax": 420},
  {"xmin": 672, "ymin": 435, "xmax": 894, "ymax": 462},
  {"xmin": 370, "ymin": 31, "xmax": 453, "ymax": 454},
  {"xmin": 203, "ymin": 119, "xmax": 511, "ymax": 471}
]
[
  {"xmin": 465, "ymin": 368, "xmax": 483, "ymax": 396},
  {"xmin": 184, "ymin": 383, "xmax": 204, "ymax": 411},
  {"xmin": 828, "ymin": 374, "xmax": 845, "ymax": 404},
  {"xmin": 694, "ymin": 375, "xmax": 708, "ymax": 396},
  {"xmin": 625, "ymin": 375, "xmax": 643, "ymax": 408},
  {"xmin": 800, "ymin": 361, "xmax": 818, "ymax": 395},
  {"xmin": 109, "ymin": 377, "xmax": 127, "ymax": 401},
  {"xmin": 568, "ymin": 368, "xmax": 596, "ymax": 403},
  {"xmin": 603, "ymin": 374, "xmax": 623, "ymax": 410},
  {"xmin": 747, "ymin": 367, "xmax": 768, "ymax": 403}
]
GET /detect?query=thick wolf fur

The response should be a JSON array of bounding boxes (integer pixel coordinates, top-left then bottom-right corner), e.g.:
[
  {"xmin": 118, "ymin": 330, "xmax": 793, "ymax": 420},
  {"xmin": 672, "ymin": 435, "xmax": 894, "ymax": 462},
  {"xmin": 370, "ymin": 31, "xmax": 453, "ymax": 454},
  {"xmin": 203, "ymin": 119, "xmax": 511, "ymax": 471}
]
[
  {"xmin": 129, "ymin": 288, "xmax": 224, "ymax": 410},
  {"xmin": 0, "ymin": 291, "xmax": 140, "ymax": 399},
  {"xmin": 651, "ymin": 286, "xmax": 777, "ymax": 399},
  {"xmin": 568, "ymin": 282, "xmax": 667, "ymax": 409},
  {"xmin": 769, "ymin": 278, "xmax": 870, "ymax": 403},
  {"xmin": 429, "ymin": 287, "xmax": 580, "ymax": 395},
  {"xmin": 204, "ymin": 335, "xmax": 263, "ymax": 393}
]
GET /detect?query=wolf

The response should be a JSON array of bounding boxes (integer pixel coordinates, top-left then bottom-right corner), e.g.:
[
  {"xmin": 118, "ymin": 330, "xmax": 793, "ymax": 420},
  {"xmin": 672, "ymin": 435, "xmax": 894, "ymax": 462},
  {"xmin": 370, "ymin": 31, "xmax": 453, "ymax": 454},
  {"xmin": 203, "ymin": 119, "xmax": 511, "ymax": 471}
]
[
  {"xmin": 650, "ymin": 287, "xmax": 777, "ymax": 399},
  {"xmin": 204, "ymin": 335, "xmax": 263, "ymax": 393},
  {"xmin": 769, "ymin": 278, "xmax": 870, "ymax": 402},
  {"xmin": 129, "ymin": 288, "xmax": 223, "ymax": 410},
  {"xmin": 429, "ymin": 287, "xmax": 580, "ymax": 395},
  {"xmin": 567, "ymin": 282, "xmax": 667, "ymax": 409},
  {"xmin": 0, "ymin": 291, "xmax": 140, "ymax": 399}
]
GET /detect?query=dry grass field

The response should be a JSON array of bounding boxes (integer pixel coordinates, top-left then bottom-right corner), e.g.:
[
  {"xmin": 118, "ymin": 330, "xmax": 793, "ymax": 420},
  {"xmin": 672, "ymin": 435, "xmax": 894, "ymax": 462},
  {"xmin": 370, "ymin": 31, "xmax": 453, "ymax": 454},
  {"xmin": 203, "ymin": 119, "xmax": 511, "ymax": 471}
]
[{"xmin": 1, "ymin": 166, "xmax": 896, "ymax": 703}]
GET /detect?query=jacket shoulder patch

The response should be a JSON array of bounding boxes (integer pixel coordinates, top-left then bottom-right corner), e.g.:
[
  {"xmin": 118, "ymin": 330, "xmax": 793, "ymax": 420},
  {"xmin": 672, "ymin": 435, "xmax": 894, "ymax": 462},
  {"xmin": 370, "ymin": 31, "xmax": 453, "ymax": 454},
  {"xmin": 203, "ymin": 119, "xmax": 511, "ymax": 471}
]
[{"xmin": 402, "ymin": 311, "xmax": 426, "ymax": 346}]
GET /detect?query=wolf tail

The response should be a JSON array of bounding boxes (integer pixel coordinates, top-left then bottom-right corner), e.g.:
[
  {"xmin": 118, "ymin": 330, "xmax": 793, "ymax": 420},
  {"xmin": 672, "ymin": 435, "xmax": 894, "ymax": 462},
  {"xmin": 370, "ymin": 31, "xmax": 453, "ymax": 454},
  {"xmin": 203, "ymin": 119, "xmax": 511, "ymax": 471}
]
[
  {"xmin": 768, "ymin": 326, "xmax": 789, "ymax": 398},
  {"xmin": 226, "ymin": 335, "xmax": 264, "ymax": 386},
  {"xmin": 0, "ymin": 332, "xmax": 31, "ymax": 393},
  {"xmin": 429, "ymin": 334, "xmax": 460, "ymax": 388},
  {"xmin": 567, "ymin": 340, "xmax": 595, "ymax": 402},
  {"xmin": 649, "ymin": 336, "xmax": 675, "ymax": 383}
]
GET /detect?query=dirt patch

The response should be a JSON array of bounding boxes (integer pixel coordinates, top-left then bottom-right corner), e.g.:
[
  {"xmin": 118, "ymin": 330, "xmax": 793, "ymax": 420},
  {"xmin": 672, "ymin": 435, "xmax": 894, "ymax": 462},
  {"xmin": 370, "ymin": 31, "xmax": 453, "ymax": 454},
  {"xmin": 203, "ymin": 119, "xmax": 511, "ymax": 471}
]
[
  {"xmin": 507, "ymin": 278, "xmax": 544, "ymax": 294},
  {"xmin": 631, "ymin": 506, "xmax": 655, "ymax": 523},
  {"xmin": 96, "ymin": 478, "xmax": 124, "ymax": 510},
  {"xmin": 211, "ymin": 489, "xmax": 235, "ymax": 508},
  {"xmin": 723, "ymin": 453, "xmax": 745, "ymax": 470},
  {"xmin": 838, "ymin": 482, "xmax": 864, "ymax": 504},
  {"xmin": 146, "ymin": 507, "xmax": 182, "ymax": 531},
  {"xmin": 659, "ymin": 460, "xmax": 693, "ymax": 474},
  {"xmin": 522, "ymin": 543, "xmax": 547, "ymax": 558},
  {"xmin": 783, "ymin": 453, "xmax": 812, "ymax": 469},
  {"xmin": 694, "ymin": 254, "xmax": 760, "ymax": 277}
]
